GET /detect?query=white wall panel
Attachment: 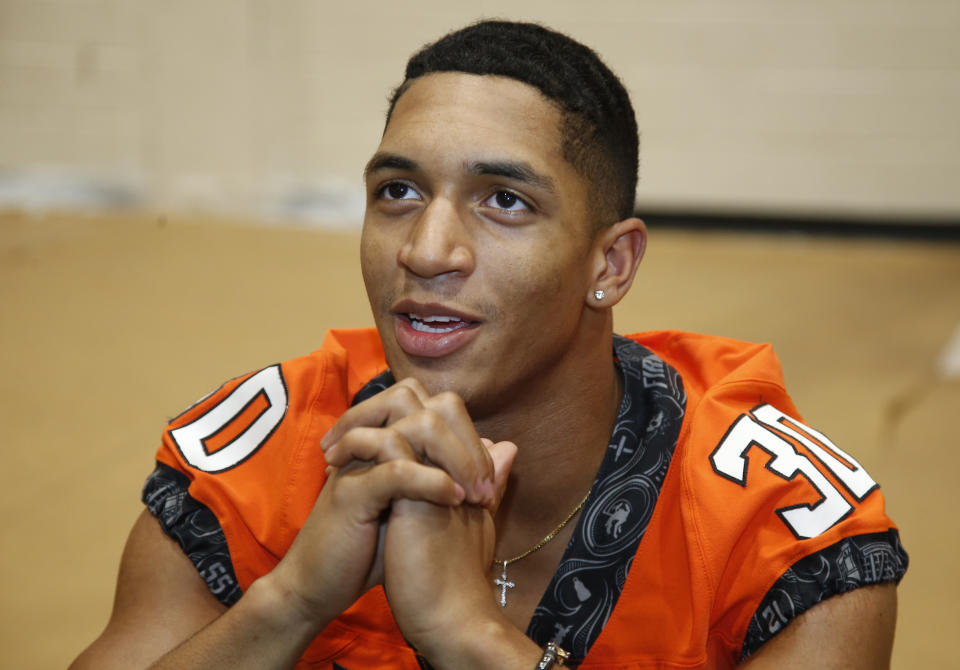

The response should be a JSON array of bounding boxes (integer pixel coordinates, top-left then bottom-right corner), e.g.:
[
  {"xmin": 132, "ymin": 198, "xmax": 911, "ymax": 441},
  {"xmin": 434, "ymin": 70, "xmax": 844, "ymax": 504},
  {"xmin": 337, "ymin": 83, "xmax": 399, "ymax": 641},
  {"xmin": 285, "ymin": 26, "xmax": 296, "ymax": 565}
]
[{"xmin": 0, "ymin": 0, "xmax": 956, "ymax": 221}]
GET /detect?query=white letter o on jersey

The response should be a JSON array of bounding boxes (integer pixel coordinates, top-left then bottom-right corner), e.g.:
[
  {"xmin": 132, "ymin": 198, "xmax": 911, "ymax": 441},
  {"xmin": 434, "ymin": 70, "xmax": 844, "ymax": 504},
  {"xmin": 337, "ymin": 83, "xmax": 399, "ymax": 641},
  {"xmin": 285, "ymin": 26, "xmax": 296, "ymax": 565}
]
[{"xmin": 170, "ymin": 365, "xmax": 288, "ymax": 473}]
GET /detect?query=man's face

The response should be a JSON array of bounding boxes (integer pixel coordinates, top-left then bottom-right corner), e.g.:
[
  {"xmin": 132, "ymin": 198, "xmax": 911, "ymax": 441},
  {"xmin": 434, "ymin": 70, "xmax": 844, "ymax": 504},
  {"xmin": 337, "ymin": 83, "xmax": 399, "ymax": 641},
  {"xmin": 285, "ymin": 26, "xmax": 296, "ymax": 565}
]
[{"xmin": 361, "ymin": 72, "xmax": 597, "ymax": 416}]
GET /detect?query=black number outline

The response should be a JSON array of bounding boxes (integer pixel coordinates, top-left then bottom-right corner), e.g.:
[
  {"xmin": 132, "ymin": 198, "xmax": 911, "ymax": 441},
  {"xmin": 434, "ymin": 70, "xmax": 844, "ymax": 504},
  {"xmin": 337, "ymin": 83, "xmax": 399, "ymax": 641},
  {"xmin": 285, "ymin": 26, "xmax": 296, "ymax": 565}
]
[
  {"xmin": 710, "ymin": 413, "xmax": 854, "ymax": 540},
  {"xmin": 169, "ymin": 364, "xmax": 288, "ymax": 473}
]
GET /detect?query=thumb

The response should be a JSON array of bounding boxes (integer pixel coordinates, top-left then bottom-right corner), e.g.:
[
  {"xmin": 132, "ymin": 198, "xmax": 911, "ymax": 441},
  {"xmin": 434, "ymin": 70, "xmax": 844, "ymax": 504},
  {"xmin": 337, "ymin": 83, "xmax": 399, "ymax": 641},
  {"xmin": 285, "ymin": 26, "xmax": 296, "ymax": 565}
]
[{"xmin": 484, "ymin": 440, "xmax": 517, "ymax": 514}]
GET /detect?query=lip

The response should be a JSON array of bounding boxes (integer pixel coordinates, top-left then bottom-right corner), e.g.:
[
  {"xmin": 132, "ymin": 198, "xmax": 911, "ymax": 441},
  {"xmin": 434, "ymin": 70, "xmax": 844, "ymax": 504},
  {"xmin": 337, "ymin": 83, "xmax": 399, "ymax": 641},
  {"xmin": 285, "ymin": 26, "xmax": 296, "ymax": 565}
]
[{"xmin": 391, "ymin": 300, "xmax": 483, "ymax": 358}]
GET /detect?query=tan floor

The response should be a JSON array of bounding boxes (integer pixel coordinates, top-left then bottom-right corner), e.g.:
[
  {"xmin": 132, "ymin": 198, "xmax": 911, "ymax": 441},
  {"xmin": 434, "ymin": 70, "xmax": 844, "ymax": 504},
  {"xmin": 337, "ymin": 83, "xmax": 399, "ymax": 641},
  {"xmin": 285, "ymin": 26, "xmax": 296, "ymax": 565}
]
[{"xmin": 1, "ymin": 212, "xmax": 957, "ymax": 668}]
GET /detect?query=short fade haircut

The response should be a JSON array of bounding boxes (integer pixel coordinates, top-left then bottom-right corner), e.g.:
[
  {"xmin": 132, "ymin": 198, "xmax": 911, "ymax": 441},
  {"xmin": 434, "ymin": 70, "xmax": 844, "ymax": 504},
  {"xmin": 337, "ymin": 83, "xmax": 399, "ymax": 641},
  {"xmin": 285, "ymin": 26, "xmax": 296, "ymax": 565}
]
[{"xmin": 385, "ymin": 20, "xmax": 639, "ymax": 225}]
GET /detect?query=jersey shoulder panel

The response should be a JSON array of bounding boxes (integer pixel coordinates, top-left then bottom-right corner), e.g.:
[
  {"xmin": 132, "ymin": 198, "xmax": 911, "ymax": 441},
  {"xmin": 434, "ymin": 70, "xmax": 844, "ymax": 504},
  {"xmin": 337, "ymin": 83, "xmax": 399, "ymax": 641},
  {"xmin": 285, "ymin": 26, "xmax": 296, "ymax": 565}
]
[
  {"xmin": 622, "ymin": 332, "xmax": 904, "ymax": 662},
  {"xmin": 624, "ymin": 330, "xmax": 789, "ymax": 403},
  {"xmin": 321, "ymin": 328, "xmax": 389, "ymax": 400},
  {"xmin": 661, "ymin": 351, "xmax": 902, "ymax": 660},
  {"xmin": 150, "ymin": 329, "xmax": 388, "ymax": 591}
]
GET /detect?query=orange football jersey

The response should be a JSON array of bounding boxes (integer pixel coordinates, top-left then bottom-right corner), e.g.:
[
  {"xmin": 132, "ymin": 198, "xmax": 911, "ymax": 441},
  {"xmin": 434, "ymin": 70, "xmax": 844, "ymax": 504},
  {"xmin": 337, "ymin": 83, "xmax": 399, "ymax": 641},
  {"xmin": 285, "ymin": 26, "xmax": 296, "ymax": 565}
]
[{"xmin": 144, "ymin": 329, "xmax": 906, "ymax": 668}]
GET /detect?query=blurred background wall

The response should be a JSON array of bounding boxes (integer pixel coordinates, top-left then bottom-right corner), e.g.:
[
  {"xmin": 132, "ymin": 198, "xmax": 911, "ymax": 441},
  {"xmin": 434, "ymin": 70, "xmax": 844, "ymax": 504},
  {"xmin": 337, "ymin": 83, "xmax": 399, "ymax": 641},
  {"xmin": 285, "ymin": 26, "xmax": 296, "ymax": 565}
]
[{"xmin": 1, "ymin": 0, "xmax": 958, "ymax": 224}]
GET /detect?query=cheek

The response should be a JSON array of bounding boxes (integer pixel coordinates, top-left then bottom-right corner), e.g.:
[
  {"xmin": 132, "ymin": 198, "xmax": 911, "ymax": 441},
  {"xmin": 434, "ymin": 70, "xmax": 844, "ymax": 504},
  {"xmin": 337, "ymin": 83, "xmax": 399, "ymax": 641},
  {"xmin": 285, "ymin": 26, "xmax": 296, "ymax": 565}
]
[
  {"xmin": 359, "ymin": 227, "xmax": 376, "ymax": 276},
  {"xmin": 495, "ymin": 248, "xmax": 585, "ymax": 324},
  {"xmin": 360, "ymin": 225, "xmax": 390, "ymax": 279},
  {"xmin": 359, "ymin": 230, "xmax": 395, "ymax": 314}
]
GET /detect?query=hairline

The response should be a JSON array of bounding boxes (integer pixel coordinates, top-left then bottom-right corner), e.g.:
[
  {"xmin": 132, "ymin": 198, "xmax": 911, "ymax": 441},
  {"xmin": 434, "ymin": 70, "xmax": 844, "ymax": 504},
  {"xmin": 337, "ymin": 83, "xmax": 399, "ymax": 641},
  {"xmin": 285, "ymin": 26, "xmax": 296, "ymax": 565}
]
[{"xmin": 384, "ymin": 72, "xmax": 622, "ymax": 231}]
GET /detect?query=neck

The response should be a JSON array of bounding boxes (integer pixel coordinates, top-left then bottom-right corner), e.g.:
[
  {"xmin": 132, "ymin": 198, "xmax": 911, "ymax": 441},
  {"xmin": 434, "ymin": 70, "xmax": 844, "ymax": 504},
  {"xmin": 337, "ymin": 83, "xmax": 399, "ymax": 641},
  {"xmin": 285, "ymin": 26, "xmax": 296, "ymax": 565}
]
[{"xmin": 476, "ymin": 323, "xmax": 622, "ymax": 534}]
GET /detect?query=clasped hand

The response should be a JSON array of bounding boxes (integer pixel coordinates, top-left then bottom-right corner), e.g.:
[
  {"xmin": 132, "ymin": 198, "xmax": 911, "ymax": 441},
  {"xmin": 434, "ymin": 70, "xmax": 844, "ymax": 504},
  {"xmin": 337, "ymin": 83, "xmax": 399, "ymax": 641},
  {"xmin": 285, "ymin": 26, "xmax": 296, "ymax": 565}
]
[{"xmin": 268, "ymin": 377, "xmax": 517, "ymax": 651}]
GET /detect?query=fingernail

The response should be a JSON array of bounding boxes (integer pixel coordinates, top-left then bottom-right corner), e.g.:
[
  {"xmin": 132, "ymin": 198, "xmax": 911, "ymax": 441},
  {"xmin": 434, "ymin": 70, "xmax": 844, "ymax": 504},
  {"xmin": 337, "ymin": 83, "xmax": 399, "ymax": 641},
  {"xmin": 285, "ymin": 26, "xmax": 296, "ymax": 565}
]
[{"xmin": 453, "ymin": 483, "xmax": 466, "ymax": 503}]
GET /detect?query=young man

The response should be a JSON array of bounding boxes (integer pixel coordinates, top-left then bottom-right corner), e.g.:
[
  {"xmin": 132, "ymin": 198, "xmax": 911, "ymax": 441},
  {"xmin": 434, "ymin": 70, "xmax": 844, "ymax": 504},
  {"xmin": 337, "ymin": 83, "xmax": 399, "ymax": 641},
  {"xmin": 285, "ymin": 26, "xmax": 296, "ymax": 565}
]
[{"xmin": 72, "ymin": 21, "xmax": 906, "ymax": 670}]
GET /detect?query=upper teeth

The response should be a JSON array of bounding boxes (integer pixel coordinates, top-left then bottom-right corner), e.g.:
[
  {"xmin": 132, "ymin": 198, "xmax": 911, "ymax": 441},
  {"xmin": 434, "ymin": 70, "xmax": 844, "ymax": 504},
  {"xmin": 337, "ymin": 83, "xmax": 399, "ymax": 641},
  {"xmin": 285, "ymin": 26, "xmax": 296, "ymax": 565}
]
[
  {"xmin": 410, "ymin": 314, "xmax": 461, "ymax": 323},
  {"xmin": 408, "ymin": 313, "xmax": 468, "ymax": 334}
]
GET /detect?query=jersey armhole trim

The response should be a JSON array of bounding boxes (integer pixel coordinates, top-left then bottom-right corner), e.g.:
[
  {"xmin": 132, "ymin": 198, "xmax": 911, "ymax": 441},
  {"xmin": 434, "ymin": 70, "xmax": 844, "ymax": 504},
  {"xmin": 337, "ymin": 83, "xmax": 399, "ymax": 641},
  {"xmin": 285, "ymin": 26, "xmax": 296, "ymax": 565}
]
[
  {"xmin": 142, "ymin": 461, "xmax": 243, "ymax": 606},
  {"xmin": 739, "ymin": 528, "xmax": 908, "ymax": 661}
]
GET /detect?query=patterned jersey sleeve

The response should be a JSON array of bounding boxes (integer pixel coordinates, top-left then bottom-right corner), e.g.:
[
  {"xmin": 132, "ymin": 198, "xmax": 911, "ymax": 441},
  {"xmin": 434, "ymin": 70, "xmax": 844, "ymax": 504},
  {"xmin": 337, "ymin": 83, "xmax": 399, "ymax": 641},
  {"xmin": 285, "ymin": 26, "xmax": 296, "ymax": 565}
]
[
  {"xmin": 687, "ymin": 378, "xmax": 907, "ymax": 663},
  {"xmin": 141, "ymin": 355, "xmax": 332, "ymax": 605}
]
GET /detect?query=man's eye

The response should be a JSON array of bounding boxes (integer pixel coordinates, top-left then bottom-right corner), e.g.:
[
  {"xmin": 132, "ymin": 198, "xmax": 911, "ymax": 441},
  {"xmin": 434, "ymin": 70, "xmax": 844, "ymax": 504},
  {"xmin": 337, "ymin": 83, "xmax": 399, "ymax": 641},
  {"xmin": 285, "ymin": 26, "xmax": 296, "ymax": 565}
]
[
  {"xmin": 483, "ymin": 190, "xmax": 530, "ymax": 212},
  {"xmin": 380, "ymin": 183, "xmax": 420, "ymax": 200}
]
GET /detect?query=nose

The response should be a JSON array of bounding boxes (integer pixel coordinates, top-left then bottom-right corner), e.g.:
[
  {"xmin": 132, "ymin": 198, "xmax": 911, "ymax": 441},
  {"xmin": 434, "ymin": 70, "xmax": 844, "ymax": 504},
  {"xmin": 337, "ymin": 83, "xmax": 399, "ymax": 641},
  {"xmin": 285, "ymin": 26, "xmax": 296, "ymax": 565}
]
[{"xmin": 397, "ymin": 198, "xmax": 475, "ymax": 279}]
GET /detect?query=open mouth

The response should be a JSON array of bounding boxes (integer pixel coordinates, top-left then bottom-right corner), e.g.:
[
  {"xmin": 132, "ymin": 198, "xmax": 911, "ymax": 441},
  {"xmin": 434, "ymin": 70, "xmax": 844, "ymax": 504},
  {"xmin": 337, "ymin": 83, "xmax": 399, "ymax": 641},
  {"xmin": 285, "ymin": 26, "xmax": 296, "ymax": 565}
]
[
  {"xmin": 392, "ymin": 305, "xmax": 483, "ymax": 358},
  {"xmin": 406, "ymin": 314, "xmax": 473, "ymax": 334}
]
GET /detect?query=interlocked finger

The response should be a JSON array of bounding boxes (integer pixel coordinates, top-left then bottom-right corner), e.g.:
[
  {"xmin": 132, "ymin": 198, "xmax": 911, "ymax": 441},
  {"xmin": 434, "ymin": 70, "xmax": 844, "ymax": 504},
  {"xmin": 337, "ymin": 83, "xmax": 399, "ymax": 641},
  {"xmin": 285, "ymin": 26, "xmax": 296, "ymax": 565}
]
[
  {"xmin": 321, "ymin": 378, "xmax": 430, "ymax": 450},
  {"xmin": 321, "ymin": 377, "xmax": 494, "ymax": 507},
  {"xmin": 325, "ymin": 407, "xmax": 492, "ymax": 506},
  {"xmin": 333, "ymin": 458, "xmax": 466, "ymax": 510},
  {"xmin": 392, "ymin": 407, "xmax": 491, "ymax": 505},
  {"xmin": 422, "ymin": 393, "xmax": 494, "ymax": 504}
]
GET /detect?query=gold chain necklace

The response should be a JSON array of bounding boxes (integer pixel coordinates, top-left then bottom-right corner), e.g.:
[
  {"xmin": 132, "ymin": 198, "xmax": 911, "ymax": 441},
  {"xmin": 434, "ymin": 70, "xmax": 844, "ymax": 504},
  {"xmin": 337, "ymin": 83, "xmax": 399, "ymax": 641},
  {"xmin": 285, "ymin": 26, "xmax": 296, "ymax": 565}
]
[{"xmin": 493, "ymin": 489, "xmax": 591, "ymax": 607}]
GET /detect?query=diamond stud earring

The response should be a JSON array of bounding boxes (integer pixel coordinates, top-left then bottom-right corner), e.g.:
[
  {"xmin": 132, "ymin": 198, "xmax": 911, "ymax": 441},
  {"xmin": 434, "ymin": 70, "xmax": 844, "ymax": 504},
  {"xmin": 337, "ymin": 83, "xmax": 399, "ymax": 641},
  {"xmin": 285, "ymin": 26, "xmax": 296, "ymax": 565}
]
[{"xmin": 594, "ymin": 289, "xmax": 605, "ymax": 301}]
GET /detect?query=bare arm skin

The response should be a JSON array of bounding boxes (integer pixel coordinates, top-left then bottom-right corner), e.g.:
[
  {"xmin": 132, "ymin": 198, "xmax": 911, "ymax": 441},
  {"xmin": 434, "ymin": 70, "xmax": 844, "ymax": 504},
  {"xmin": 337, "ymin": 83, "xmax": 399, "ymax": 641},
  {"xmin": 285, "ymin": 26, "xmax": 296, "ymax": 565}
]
[
  {"xmin": 740, "ymin": 583, "xmax": 898, "ymax": 669},
  {"xmin": 69, "ymin": 510, "xmax": 227, "ymax": 669},
  {"xmin": 70, "ymin": 509, "xmax": 336, "ymax": 670}
]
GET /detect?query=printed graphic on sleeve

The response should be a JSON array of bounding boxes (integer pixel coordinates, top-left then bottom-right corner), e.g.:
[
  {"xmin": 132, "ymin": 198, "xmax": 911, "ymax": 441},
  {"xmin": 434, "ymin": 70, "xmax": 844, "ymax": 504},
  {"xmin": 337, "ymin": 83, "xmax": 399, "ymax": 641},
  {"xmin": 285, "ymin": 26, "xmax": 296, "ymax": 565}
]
[
  {"xmin": 170, "ymin": 364, "xmax": 288, "ymax": 473},
  {"xmin": 710, "ymin": 404, "xmax": 878, "ymax": 539},
  {"xmin": 741, "ymin": 529, "xmax": 908, "ymax": 660},
  {"xmin": 142, "ymin": 462, "xmax": 242, "ymax": 606}
]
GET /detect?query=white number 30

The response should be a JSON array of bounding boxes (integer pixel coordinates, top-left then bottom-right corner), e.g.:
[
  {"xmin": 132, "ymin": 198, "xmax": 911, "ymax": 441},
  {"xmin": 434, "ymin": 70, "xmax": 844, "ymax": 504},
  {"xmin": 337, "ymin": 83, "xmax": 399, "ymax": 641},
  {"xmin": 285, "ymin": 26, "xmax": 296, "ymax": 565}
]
[{"xmin": 710, "ymin": 404, "xmax": 877, "ymax": 539}]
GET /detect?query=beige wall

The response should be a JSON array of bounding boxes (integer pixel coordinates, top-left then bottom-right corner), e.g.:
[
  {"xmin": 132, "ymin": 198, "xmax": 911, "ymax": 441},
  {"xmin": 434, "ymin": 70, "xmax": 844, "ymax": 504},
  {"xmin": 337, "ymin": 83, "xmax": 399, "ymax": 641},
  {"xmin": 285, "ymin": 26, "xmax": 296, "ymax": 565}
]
[{"xmin": 1, "ymin": 0, "xmax": 958, "ymax": 222}]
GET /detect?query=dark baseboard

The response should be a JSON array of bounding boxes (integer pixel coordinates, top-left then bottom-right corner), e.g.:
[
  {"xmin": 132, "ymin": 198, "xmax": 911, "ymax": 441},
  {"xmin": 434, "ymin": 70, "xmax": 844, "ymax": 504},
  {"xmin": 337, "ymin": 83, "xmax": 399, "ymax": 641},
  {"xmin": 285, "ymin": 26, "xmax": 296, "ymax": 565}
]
[{"xmin": 637, "ymin": 210, "xmax": 960, "ymax": 241}]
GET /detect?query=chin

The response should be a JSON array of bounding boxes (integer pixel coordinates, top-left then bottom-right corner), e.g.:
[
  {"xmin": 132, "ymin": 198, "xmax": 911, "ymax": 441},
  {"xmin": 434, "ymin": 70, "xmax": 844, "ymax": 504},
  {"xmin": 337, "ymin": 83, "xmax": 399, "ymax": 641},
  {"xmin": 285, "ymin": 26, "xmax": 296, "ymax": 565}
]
[
  {"xmin": 392, "ymin": 357, "xmax": 465, "ymax": 392},
  {"xmin": 388, "ymin": 355, "xmax": 490, "ymax": 408}
]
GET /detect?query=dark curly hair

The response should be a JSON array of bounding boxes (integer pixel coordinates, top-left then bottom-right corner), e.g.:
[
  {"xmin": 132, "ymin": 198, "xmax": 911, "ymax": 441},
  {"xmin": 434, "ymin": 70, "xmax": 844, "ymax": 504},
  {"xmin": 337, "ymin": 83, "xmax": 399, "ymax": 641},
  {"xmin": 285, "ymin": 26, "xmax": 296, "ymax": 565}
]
[{"xmin": 386, "ymin": 20, "xmax": 639, "ymax": 225}]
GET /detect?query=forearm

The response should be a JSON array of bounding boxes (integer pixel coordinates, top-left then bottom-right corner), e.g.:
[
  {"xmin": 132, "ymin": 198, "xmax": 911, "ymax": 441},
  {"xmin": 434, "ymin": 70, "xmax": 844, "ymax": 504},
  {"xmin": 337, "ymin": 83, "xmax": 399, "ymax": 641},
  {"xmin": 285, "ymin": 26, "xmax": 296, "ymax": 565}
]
[
  {"xmin": 148, "ymin": 574, "xmax": 327, "ymax": 670},
  {"xmin": 417, "ymin": 617, "xmax": 545, "ymax": 670}
]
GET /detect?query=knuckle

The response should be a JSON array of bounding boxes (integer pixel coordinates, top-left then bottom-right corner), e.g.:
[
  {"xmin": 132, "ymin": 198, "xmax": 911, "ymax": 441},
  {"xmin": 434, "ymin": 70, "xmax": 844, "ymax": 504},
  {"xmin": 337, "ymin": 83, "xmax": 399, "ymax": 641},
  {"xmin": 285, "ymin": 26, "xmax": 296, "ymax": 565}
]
[
  {"xmin": 400, "ymin": 377, "xmax": 426, "ymax": 394},
  {"xmin": 417, "ymin": 408, "xmax": 444, "ymax": 433},
  {"xmin": 326, "ymin": 466, "xmax": 363, "ymax": 500},
  {"xmin": 433, "ymin": 391, "xmax": 464, "ymax": 411},
  {"xmin": 383, "ymin": 459, "xmax": 412, "ymax": 480},
  {"xmin": 390, "ymin": 385, "xmax": 421, "ymax": 412},
  {"xmin": 380, "ymin": 427, "xmax": 405, "ymax": 453},
  {"xmin": 393, "ymin": 383, "xmax": 416, "ymax": 399},
  {"xmin": 337, "ymin": 425, "xmax": 362, "ymax": 445}
]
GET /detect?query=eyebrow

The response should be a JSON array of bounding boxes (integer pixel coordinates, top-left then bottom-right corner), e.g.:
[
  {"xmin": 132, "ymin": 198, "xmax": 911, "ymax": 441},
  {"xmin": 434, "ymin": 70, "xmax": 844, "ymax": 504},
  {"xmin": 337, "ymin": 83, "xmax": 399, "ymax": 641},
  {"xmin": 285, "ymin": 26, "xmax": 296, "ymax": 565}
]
[
  {"xmin": 468, "ymin": 160, "xmax": 556, "ymax": 194},
  {"xmin": 363, "ymin": 153, "xmax": 556, "ymax": 195},
  {"xmin": 363, "ymin": 152, "xmax": 420, "ymax": 179}
]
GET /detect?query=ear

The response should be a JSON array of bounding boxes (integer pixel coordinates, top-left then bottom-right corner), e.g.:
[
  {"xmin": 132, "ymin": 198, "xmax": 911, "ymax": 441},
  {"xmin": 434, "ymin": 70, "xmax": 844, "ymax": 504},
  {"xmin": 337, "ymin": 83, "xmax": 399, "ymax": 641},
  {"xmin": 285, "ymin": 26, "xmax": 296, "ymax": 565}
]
[{"xmin": 587, "ymin": 217, "xmax": 647, "ymax": 308}]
